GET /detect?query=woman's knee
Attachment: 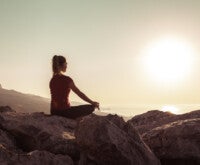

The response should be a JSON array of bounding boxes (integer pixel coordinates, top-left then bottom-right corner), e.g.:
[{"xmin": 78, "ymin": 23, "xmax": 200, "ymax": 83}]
[{"xmin": 86, "ymin": 104, "xmax": 95, "ymax": 112}]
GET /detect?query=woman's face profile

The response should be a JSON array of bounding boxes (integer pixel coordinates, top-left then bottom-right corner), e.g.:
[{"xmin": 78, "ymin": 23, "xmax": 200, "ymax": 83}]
[{"xmin": 61, "ymin": 62, "xmax": 67, "ymax": 72}]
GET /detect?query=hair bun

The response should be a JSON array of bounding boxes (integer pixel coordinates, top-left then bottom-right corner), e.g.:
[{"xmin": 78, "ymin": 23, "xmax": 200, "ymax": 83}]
[
  {"xmin": 53, "ymin": 55, "xmax": 58, "ymax": 59},
  {"xmin": 52, "ymin": 55, "xmax": 66, "ymax": 75}
]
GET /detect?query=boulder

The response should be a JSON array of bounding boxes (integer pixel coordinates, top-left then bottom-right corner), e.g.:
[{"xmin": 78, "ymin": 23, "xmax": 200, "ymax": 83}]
[
  {"xmin": 128, "ymin": 110, "xmax": 200, "ymax": 134},
  {"xmin": 0, "ymin": 109, "xmax": 80, "ymax": 161},
  {"xmin": 0, "ymin": 106, "xmax": 15, "ymax": 113},
  {"xmin": 0, "ymin": 145, "xmax": 73, "ymax": 165},
  {"xmin": 0, "ymin": 129, "xmax": 21, "ymax": 153},
  {"xmin": 75, "ymin": 114, "xmax": 160, "ymax": 165},
  {"xmin": 142, "ymin": 118, "xmax": 200, "ymax": 165}
]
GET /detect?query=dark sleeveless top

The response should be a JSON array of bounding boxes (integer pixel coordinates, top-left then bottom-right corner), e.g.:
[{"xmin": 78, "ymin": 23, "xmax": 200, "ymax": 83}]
[{"xmin": 49, "ymin": 74, "xmax": 73, "ymax": 111}]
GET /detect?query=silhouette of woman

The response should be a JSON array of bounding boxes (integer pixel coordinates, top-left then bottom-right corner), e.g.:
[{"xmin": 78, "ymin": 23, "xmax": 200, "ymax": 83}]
[{"xmin": 49, "ymin": 55, "xmax": 99, "ymax": 119}]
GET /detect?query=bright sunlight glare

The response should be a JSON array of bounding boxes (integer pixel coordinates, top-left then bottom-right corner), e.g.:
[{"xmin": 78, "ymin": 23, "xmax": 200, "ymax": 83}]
[
  {"xmin": 143, "ymin": 37, "xmax": 195, "ymax": 83},
  {"xmin": 161, "ymin": 105, "xmax": 179, "ymax": 114}
]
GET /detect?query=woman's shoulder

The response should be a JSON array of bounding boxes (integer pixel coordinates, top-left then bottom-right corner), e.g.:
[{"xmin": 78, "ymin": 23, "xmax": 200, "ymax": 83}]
[
  {"xmin": 63, "ymin": 75, "xmax": 73, "ymax": 82},
  {"xmin": 51, "ymin": 74, "xmax": 73, "ymax": 81}
]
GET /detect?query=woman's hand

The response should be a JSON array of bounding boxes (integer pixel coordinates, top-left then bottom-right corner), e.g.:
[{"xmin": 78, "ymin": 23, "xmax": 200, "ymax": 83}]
[
  {"xmin": 70, "ymin": 81, "xmax": 100, "ymax": 110},
  {"xmin": 91, "ymin": 101, "xmax": 100, "ymax": 110}
]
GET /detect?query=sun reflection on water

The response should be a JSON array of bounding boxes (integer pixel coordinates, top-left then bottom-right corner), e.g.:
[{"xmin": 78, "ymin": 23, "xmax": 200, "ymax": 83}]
[{"xmin": 161, "ymin": 105, "xmax": 179, "ymax": 114}]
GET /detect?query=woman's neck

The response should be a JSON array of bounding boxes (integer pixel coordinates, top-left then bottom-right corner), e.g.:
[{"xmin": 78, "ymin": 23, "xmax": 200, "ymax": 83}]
[{"xmin": 54, "ymin": 72, "xmax": 63, "ymax": 76}]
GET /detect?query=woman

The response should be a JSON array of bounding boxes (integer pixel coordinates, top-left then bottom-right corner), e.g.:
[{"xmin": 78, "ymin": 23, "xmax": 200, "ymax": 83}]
[{"xmin": 49, "ymin": 55, "xmax": 99, "ymax": 119}]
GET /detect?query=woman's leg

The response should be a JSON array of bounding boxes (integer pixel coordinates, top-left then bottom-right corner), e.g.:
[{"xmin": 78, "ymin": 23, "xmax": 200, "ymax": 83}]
[
  {"xmin": 52, "ymin": 104, "xmax": 95, "ymax": 119},
  {"xmin": 64, "ymin": 104, "xmax": 95, "ymax": 119}
]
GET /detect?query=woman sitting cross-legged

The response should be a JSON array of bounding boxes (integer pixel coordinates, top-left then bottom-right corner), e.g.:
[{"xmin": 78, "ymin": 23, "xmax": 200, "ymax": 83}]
[{"xmin": 49, "ymin": 55, "xmax": 99, "ymax": 119}]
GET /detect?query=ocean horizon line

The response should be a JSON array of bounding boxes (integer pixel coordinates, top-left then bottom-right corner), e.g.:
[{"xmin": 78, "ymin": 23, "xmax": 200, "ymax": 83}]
[{"xmin": 99, "ymin": 103, "xmax": 200, "ymax": 117}]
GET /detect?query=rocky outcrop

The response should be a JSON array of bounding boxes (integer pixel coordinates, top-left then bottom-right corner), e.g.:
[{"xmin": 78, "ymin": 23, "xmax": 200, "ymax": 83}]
[
  {"xmin": 75, "ymin": 114, "xmax": 160, "ymax": 165},
  {"xmin": 0, "ymin": 105, "xmax": 15, "ymax": 113},
  {"xmin": 0, "ymin": 106, "xmax": 161, "ymax": 165},
  {"xmin": 0, "ymin": 147, "xmax": 73, "ymax": 165},
  {"xmin": 127, "ymin": 109, "xmax": 200, "ymax": 165},
  {"xmin": 0, "ymin": 106, "xmax": 78, "ymax": 164},
  {"xmin": 1, "ymin": 105, "xmax": 199, "ymax": 165},
  {"xmin": 142, "ymin": 118, "xmax": 200, "ymax": 165},
  {"xmin": 128, "ymin": 110, "xmax": 200, "ymax": 134}
]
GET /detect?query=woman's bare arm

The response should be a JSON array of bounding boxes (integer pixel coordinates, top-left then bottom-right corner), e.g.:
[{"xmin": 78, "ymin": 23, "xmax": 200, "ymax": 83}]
[{"xmin": 70, "ymin": 81, "xmax": 99, "ymax": 109}]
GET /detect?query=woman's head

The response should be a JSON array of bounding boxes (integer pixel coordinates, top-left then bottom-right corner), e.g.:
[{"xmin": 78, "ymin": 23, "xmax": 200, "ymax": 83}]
[{"xmin": 52, "ymin": 55, "xmax": 67, "ymax": 75}]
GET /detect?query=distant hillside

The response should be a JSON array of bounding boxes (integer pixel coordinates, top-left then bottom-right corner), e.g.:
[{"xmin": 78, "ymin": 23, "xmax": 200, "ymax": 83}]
[
  {"xmin": 0, "ymin": 85, "xmax": 109, "ymax": 116},
  {"xmin": 0, "ymin": 86, "xmax": 50, "ymax": 113}
]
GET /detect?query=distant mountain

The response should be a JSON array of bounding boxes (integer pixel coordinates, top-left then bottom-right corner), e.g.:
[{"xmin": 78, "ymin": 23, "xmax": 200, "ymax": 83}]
[
  {"xmin": 0, "ymin": 85, "xmax": 109, "ymax": 116},
  {"xmin": 0, "ymin": 86, "xmax": 50, "ymax": 113}
]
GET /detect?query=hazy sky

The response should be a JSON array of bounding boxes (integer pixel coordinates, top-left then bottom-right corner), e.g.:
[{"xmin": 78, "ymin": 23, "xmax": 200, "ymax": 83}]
[{"xmin": 1, "ymin": 0, "xmax": 200, "ymax": 107}]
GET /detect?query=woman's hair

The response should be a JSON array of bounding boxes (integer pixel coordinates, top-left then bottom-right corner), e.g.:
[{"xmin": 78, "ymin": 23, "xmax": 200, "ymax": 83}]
[{"xmin": 52, "ymin": 55, "xmax": 66, "ymax": 74}]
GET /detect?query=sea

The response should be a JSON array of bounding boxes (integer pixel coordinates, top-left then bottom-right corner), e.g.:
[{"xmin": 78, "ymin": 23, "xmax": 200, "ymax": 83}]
[{"xmin": 99, "ymin": 104, "xmax": 200, "ymax": 118}]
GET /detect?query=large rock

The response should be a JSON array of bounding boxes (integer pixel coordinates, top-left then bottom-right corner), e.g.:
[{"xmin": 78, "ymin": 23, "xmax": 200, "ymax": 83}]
[
  {"xmin": 0, "ymin": 107, "xmax": 80, "ymax": 161},
  {"xmin": 142, "ymin": 118, "xmax": 200, "ymax": 165},
  {"xmin": 75, "ymin": 114, "xmax": 160, "ymax": 165},
  {"xmin": 0, "ymin": 145, "xmax": 73, "ymax": 165},
  {"xmin": 0, "ymin": 129, "xmax": 21, "ymax": 153},
  {"xmin": 0, "ymin": 105, "xmax": 15, "ymax": 113},
  {"xmin": 128, "ymin": 110, "xmax": 200, "ymax": 134}
]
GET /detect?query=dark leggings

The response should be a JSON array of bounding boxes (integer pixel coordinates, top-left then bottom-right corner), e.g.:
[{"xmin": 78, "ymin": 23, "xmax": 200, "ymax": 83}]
[{"xmin": 51, "ymin": 104, "xmax": 95, "ymax": 119}]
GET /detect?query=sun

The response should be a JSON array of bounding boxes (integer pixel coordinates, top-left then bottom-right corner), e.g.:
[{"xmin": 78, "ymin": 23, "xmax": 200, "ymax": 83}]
[
  {"xmin": 143, "ymin": 37, "xmax": 194, "ymax": 83},
  {"xmin": 161, "ymin": 105, "xmax": 179, "ymax": 114}
]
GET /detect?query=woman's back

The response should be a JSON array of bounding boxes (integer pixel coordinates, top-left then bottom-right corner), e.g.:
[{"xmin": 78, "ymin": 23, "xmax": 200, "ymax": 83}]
[{"xmin": 50, "ymin": 74, "xmax": 73, "ymax": 110}]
